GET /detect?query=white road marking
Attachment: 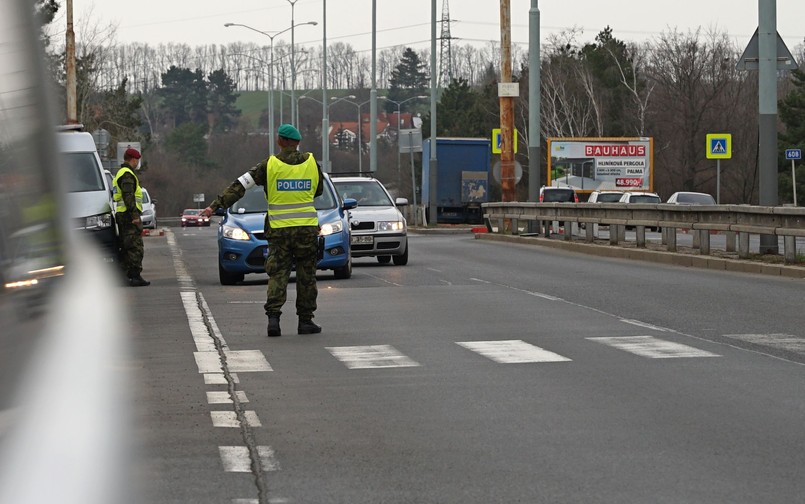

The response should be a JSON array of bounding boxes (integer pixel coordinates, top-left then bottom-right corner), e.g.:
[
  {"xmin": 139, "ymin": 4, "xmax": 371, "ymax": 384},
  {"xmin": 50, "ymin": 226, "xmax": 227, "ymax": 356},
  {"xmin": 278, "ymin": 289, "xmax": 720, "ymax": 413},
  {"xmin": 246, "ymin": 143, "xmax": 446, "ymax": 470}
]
[
  {"xmin": 167, "ymin": 230, "xmax": 195, "ymax": 290},
  {"xmin": 219, "ymin": 446, "xmax": 279, "ymax": 472},
  {"xmin": 469, "ymin": 277, "xmax": 560, "ymax": 300},
  {"xmin": 204, "ymin": 373, "xmax": 239, "ymax": 385},
  {"xmin": 207, "ymin": 391, "xmax": 249, "ymax": 404},
  {"xmin": 588, "ymin": 336, "xmax": 720, "ymax": 359},
  {"xmin": 181, "ymin": 292, "xmax": 219, "ymax": 352},
  {"xmin": 326, "ymin": 345, "xmax": 420, "ymax": 369},
  {"xmin": 211, "ymin": 411, "xmax": 262, "ymax": 428},
  {"xmin": 426, "ymin": 267, "xmax": 443, "ymax": 273},
  {"xmin": 194, "ymin": 350, "xmax": 273, "ymax": 374},
  {"xmin": 620, "ymin": 319, "xmax": 670, "ymax": 332},
  {"xmin": 233, "ymin": 498, "xmax": 290, "ymax": 503},
  {"xmin": 457, "ymin": 340, "xmax": 572, "ymax": 363},
  {"xmin": 723, "ymin": 334, "xmax": 805, "ymax": 353}
]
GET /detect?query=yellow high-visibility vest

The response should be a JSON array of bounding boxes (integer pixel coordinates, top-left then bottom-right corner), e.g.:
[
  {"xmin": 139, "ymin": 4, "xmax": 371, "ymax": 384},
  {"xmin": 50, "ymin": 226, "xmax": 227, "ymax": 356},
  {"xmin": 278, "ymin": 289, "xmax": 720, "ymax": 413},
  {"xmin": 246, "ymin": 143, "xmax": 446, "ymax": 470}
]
[
  {"xmin": 112, "ymin": 166, "xmax": 143, "ymax": 213},
  {"xmin": 266, "ymin": 155, "xmax": 319, "ymax": 228}
]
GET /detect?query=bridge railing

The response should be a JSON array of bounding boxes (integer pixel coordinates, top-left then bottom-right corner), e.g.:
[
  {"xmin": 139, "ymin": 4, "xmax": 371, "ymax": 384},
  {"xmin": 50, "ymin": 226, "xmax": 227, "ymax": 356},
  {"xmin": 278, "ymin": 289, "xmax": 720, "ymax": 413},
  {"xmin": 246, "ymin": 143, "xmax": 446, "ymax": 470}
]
[{"xmin": 481, "ymin": 202, "xmax": 805, "ymax": 263}]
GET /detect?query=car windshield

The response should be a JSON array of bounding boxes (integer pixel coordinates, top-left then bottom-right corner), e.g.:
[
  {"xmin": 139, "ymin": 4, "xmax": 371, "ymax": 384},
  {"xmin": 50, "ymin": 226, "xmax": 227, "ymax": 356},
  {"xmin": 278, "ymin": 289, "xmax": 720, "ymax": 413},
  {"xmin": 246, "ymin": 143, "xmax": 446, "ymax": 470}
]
[
  {"xmin": 230, "ymin": 180, "xmax": 338, "ymax": 214},
  {"xmin": 333, "ymin": 181, "xmax": 393, "ymax": 207},
  {"xmin": 142, "ymin": 190, "xmax": 150, "ymax": 203},
  {"xmin": 64, "ymin": 152, "xmax": 104, "ymax": 193},
  {"xmin": 184, "ymin": 209, "xmax": 200, "ymax": 215},
  {"xmin": 677, "ymin": 193, "xmax": 715, "ymax": 204},
  {"xmin": 597, "ymin": 193, "xmax": 623, "ymax": 202},
  {"xmin": 542, "ymin": 189, "xmax": 575, "ymax": 202},
  {"xmin": 630, "ymin": 195, "xmax": 661, "ymax": 203}
]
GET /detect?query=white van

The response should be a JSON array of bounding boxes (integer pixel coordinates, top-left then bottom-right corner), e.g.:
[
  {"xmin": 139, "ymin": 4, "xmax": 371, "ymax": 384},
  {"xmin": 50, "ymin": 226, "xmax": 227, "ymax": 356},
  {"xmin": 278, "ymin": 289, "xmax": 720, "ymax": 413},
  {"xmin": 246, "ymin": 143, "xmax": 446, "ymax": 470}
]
[{"xmin": 56, "ymin": 125, "xmax": 118, "ymax": 260}]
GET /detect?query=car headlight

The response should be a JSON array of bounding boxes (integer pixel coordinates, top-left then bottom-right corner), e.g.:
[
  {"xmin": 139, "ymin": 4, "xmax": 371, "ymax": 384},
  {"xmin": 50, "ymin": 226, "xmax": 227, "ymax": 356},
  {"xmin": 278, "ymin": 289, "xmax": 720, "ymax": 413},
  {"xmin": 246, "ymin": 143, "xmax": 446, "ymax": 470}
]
[
  {"xmin": 319, "ymin": 221, "xmax": 343, "ymax": 236},
  {"xmin": 86, "ymin": 213, "xmax": 113, "ymax": 229},
  {"xmin": 377, "ymin": 220, "xmax": 405, "ymax": 232},
  {"xmin": 222, "ymin": 224, "xmax": 250, "ymax": 241}
]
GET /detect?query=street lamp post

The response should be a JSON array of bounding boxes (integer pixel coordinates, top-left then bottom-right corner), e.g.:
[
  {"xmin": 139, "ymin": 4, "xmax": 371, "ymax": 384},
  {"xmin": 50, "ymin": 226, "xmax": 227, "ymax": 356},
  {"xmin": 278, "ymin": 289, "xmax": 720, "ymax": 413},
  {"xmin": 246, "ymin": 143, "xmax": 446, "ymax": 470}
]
[
  {"xmin": 287, "ymin": 0, "xmax": 300, "ymax": 126},
  {"xmin": 224, "ymin": 20, "xmax": 317, "ymax": 154}
]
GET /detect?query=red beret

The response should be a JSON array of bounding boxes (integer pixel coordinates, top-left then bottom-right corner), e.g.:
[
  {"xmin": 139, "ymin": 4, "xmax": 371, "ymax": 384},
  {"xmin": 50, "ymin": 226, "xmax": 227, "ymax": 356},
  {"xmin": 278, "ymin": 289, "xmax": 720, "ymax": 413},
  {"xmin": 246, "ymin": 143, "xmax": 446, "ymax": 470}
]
[{"xmin": 124, "ymin": 148, "xmax": 141, "ymax": 159}]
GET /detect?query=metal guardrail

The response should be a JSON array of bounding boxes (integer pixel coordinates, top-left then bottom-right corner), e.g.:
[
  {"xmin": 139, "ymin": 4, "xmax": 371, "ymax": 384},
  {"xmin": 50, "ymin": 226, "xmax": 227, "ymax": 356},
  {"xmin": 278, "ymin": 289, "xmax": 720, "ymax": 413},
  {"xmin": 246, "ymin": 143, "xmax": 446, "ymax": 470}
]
[{"xmin": 482, "ymin": 202, "xmax": 805, "ymax": 264}]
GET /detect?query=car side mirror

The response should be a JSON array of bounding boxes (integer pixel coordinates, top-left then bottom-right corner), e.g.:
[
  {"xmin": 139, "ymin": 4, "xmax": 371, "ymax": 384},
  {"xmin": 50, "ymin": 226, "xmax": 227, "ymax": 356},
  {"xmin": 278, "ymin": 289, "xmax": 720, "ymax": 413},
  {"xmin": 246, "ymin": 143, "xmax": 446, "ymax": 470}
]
[
  {"xmin": 215, "ymin": 208, "xmax": 226, "ymax": 216},
  {"xmin": 342, "ymin": 197, "xmax": 358, "ymax": 210},
  {"xmin": 395, "ymin": 197, "xmax": 409, "ymax": 207}
]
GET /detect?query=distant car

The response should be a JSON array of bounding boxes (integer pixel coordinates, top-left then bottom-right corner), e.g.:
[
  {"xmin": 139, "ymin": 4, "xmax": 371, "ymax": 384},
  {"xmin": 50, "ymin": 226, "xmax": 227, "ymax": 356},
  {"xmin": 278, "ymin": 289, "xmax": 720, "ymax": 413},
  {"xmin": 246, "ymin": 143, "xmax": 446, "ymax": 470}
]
[
  {"xmin": 619, "ymin": 191, "xmax": 662, "ymax": 231},
  {"xmin": 331, "ymin": 176, "xmax": 409, "ymax": 266},
  {"xmin": 141, "ymin": 187, "xmax": 157, "ymax": 229},
  {"xmin": 587, "ymin": 190, "xmax": 625, "ymax": 203},
  {"xmin": 181, "ymin": 208, "xmax": 210, "ymax": 227},
  {"xmin": 539, "ymin": 186, "xmax": 579, "ymax": 203},
  {"xmin": 539, "ymin": 186, "xmax": 578, "ymax": 234},
  {"xmin": 217, "ymin": 173, "xmax": 356, "ymax": 285},
  {"xmin": 666, "ymin": 191, "xmax": 717, "ymax": 205},
  {"xmin": 618, "ymin": 191, "xmax": 661, "ymax": 204}
]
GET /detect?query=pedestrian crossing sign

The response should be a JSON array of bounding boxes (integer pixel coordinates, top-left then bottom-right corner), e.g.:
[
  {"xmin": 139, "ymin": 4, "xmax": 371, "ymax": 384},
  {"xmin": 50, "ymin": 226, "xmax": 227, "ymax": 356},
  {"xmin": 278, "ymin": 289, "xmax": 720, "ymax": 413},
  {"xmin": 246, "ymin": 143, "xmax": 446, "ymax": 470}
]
[{"xmin": 706, "ymin": 133, "xmax": 732, "ymax": 159}]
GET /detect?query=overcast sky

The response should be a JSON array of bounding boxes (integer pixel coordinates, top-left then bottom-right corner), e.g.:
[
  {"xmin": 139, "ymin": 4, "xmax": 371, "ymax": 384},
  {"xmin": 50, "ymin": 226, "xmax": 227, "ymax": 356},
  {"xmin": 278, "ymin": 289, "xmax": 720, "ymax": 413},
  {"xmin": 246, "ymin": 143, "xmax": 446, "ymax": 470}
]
[{"xmin": 66, "ymin": 0, "xmax": 803, "ymax": 53}]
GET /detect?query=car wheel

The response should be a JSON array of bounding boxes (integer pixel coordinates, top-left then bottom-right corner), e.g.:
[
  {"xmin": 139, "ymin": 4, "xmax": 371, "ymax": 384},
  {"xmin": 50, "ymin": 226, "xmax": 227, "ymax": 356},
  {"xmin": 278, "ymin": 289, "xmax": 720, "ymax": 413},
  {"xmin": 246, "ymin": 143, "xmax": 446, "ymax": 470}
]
[
  {"xmin": 219, "ymin": 263, "xmax": 244, "ymax": 285},
  {"xmin": 377, "ymin": 255, "xmax": 391, "ymax": 264},
  {"xmin": 392, "ymin": 242, "xmax": 408, "ymax": 266},
  {"xmin": 334, "ymin": 254, "xmax": 352, "ymax": 279}
]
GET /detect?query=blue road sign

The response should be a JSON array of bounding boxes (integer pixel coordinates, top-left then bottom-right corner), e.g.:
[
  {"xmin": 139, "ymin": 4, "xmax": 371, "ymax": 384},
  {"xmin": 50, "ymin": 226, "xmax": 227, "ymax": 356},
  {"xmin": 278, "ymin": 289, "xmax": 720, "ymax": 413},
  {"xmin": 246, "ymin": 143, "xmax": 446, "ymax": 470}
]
[{"xmin": 785, "ymin": 149, "xmax": 802, "ymax": 160}]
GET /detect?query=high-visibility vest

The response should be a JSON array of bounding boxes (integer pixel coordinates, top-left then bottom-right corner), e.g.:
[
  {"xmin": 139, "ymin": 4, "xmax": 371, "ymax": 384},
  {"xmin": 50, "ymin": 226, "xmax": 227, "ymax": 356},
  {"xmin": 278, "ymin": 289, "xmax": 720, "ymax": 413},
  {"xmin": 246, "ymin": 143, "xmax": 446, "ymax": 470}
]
[
  {"xmin": 113, "ymin": 166, "xmax": 143, "ymax": 213},
  {"xmin": 266, "ymin": 155, "xmax": 319, "ymax": 228}
]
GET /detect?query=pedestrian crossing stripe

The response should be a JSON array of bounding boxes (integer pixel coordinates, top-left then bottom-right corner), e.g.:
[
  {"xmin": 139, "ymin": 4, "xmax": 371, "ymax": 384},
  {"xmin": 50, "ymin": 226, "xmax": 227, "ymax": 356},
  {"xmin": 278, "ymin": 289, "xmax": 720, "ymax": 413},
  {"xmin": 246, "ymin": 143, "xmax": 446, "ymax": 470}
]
[
  {"xmin": 456, "ymin": 340, "xmax": 571, "ymax": 363},
  {"xmin": 587, "ymin": 336, "xmax": 720, "ymax": 359},
  {"xmin": 326, "ymin": 345, "xmax": 420, "ymax": 369},
  {"xmin": 218, "ymin": 446, "xmax": 279, "ymax": 472}
]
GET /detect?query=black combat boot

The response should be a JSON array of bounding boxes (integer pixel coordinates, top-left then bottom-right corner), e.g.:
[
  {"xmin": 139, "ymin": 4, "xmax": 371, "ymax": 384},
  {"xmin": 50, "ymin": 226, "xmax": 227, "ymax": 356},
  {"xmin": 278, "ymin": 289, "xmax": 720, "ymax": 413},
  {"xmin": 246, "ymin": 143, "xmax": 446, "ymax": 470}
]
[
  {"xmin": 129, "ymin": 274, "xmax": 150, "ymax": 287},
  {"xmin": 267, "ymin": 316, "xmax": 281, "ymax": 337},
  {"xmin": 298, "ymin": 319, "xmax": 321, "ymax": 335}
]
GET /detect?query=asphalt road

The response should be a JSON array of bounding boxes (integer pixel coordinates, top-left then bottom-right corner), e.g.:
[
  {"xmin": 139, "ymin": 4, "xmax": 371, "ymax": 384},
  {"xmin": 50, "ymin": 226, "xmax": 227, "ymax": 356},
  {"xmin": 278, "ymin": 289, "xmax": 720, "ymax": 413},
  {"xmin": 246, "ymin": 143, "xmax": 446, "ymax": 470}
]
[{"xmin": 132, "ymin": 226, "xmax": 805, "ymax": 504}]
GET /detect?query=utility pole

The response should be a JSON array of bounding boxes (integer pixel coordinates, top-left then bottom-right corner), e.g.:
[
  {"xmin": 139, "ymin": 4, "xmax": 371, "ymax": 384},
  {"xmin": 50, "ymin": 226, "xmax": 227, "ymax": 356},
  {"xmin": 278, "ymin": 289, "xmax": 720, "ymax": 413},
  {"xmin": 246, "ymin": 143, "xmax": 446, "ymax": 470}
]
[
  {"xmin": 499, "ymin": 0, "xmax": 516, "ymax": 208},
  {"xmin": 528, "ymin": 0, "xmax": 541, "ymax": 233},
  {"xmin": 65, "ymin": 0, "xmax": 77, "ymax": 124},
  {"xmin": 369, "ymin": 0, "xmax": 378, "ymax": 173},
  {"xmin": 758, "ymin": 0, "xmax": 779, "ymax": 254},
  {"xmin": 428, "ymin": 0, "xmax": 439, "ymax": 226},
  {"xmin": 322, "ymin": 0, "xmax": 329, "ymax": 172}
]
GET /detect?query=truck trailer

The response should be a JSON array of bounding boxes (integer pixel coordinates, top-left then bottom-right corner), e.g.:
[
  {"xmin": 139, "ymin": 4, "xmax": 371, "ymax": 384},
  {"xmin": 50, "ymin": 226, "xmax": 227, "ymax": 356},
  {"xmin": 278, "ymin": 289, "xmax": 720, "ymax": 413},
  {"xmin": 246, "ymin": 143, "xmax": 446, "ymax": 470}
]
[{"xmin": 422, "ymin": 137, "xmax": 491, "ymax": 224}]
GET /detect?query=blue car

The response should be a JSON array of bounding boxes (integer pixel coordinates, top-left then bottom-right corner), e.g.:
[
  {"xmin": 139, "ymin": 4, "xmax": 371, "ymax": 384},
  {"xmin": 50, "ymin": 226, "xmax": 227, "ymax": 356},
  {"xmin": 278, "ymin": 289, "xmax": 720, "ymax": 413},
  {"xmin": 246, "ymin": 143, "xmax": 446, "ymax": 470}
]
[{"xmin": 217, "ymin": 173, "xmax": 357, "ymax": 285}]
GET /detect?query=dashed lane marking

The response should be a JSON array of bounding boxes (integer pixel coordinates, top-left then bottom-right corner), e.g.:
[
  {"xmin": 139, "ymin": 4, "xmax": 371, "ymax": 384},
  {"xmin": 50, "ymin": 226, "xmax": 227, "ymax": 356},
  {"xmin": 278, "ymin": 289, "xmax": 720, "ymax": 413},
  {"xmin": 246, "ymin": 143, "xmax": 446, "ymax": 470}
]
[
  {"xmin": 181, "ymin": 291, "xmax": 228, "ymax": 352},
  {"xmin": 588, "ymin": 336, "xmax": 720, "ymax": 359},
  {"xmin": 620, "ymin": 319, "xmax": 670, "ymax": 332},
  {"xmin": 211, "ymin": 411, "xmax": 262, "ymax": 428},
  {"xmin": 194, "ymin": 350, "xmax": 273, "ymax": 374},
  {"xmin": 207, "ymin": 391, "xmax": 249, "ymax": 404},
  {"xmin": 457, "ymin": 340, "xmax": 572, "ymax": 363},
  {"xmin": 204, "ymin": 373, "xmax": 240, "ymax": 385},
  {"xmin": 219, "ymin": 446, "xmax": 279, "ymax": 472},
  {"xmin": 723, "ymin": 334, "xmax": 805, "ymax": 354},
  {"xmin": 326, "ymin": 345, "xmax": 420, "ymax": 369}
]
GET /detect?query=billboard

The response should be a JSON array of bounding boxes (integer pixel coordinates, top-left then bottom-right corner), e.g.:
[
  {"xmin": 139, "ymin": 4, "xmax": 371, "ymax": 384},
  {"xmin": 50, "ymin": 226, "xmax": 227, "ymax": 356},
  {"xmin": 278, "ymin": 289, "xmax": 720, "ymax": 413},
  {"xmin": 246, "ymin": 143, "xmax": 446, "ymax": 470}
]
[{"xmin": 547, "ymin": 137, "xmax": 653, "ymax": 193}]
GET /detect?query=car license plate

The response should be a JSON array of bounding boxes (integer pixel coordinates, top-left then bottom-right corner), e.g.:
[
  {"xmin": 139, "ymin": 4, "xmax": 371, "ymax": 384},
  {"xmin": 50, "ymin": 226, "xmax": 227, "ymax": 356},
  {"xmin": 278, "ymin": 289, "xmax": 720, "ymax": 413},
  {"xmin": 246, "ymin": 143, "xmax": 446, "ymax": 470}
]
[{"xmin": 351, "ymin": 235, "xmax": 373, "ymax": 245}]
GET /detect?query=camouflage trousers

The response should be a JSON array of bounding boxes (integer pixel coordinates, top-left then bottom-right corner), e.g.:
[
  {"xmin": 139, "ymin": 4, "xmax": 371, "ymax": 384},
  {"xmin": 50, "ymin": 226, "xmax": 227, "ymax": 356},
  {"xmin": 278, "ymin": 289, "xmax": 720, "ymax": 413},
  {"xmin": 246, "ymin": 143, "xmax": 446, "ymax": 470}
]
[
  {"xmin": 263, "ymin": 226, "xmax": 319, "ymax": 320},
  {"xmin": 118, "ymin": 216, "xmax": 144, "ymax": 277}
]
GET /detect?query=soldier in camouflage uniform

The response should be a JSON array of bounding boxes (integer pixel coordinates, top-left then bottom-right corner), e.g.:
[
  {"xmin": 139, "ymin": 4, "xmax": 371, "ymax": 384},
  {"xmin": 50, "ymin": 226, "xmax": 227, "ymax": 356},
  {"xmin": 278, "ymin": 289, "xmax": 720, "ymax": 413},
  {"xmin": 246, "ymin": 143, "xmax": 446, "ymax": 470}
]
[
  {"xmin": 113, "ymin": 148, "xmax": 150, "ymax": 287},
  {"xmin": 201, "ymin": 124, "xmax": 324, "ymax": 337}
]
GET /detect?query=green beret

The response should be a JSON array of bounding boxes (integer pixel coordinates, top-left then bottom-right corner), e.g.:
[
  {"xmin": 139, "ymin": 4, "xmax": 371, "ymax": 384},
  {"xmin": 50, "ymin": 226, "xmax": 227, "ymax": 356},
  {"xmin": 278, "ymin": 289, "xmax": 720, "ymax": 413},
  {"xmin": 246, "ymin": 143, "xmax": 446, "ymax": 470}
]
[{"xmin": 277, "ymin": 123, "xmax": 301, "ymax": 141}]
